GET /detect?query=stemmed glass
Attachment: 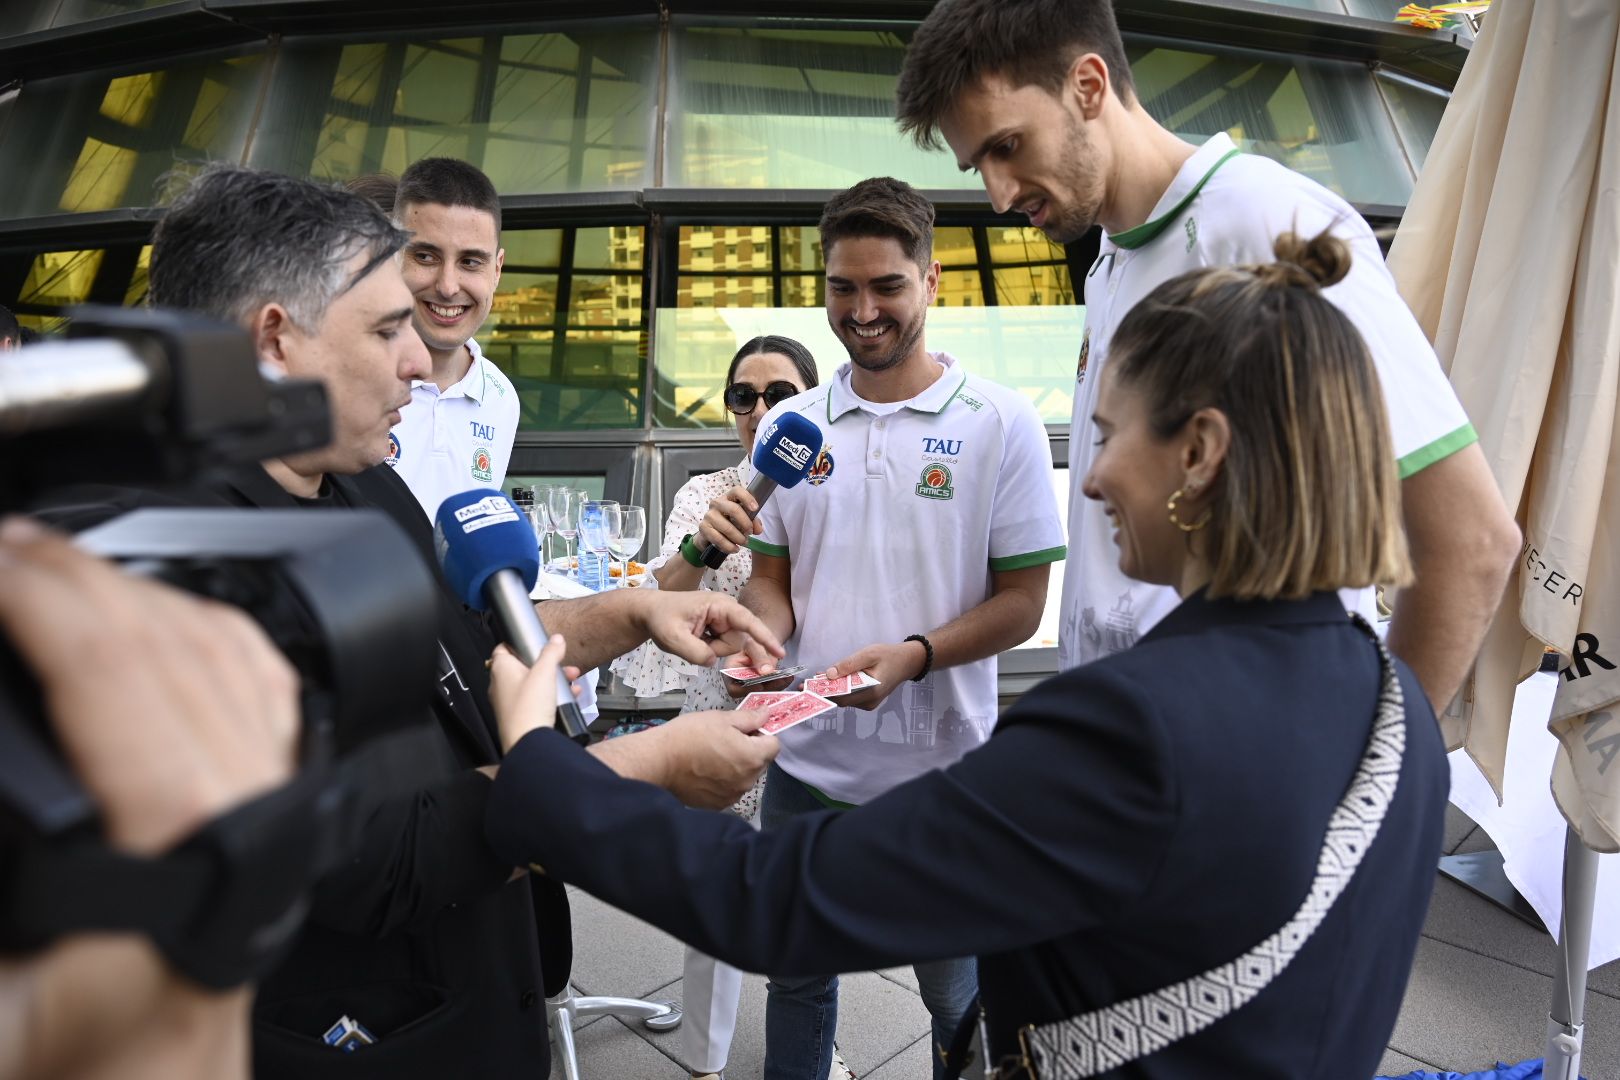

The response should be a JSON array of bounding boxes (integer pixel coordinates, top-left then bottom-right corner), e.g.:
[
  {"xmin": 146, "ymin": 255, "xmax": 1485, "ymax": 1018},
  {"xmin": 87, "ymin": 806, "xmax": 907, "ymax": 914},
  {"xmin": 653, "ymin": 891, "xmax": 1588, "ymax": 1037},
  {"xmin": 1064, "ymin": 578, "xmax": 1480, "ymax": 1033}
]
[
  {"xmin": 611, "ymin": 505, "xmax": 647, "ymax": 586},
  {"xmin": 548, "ymin": 487, "xmax": 582, "ymax": 578},
  {"xmin": 529, "ymin": 484, "xmax": 555, "ymax": 563}
]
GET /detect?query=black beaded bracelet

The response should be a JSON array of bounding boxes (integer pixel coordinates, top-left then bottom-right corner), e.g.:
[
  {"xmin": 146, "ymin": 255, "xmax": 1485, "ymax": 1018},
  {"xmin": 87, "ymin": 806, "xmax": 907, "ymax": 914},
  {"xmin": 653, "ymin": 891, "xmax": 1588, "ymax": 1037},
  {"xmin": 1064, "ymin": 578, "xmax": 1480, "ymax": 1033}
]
[
  {"xmin": 903, "ymin": 633, "xmax": 934, "ymax": 682},
  {"xmin": 679, "ymin": 533, "xmax": 705, "ymax": 568}
]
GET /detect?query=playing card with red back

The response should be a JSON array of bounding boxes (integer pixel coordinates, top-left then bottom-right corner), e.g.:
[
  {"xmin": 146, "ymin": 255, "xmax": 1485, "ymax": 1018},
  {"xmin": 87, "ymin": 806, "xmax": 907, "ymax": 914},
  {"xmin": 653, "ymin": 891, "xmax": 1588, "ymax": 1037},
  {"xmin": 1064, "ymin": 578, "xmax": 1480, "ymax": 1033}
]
[
  {"xmin": 803, "ymin": 672, "xmax": 881, "ymax": 698},
  {"xmin": 740, "ymin": 690, "xmax": 837, "ymax": 734}
]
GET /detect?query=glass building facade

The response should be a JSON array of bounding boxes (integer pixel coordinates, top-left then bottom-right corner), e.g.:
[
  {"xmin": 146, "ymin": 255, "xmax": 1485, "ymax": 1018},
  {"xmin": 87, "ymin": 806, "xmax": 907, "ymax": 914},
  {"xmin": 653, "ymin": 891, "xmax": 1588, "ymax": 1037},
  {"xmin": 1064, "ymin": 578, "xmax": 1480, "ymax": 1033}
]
[{"xmin": 0, "ymin": 0, "xmax": 1464, "ymax": 684}]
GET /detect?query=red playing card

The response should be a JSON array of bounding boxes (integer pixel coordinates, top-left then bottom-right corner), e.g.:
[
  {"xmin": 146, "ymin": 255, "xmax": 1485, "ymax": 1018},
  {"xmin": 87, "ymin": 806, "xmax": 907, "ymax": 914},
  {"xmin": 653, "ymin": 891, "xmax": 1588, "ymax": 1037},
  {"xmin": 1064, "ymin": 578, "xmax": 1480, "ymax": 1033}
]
[
  {"xmin": 803, "ymin": 674, "xmax": 854, "ymax": 697},
  {"xmin": 738, "ymin": 691, "xmax": 798, "ymax": 710},
  {"xmin": 722, "ymin": 666, "xmax": 763, "ymax": 680},
  {"xmin": 742, "ymin": 691, "xmax": 837, "ymax": 735}
]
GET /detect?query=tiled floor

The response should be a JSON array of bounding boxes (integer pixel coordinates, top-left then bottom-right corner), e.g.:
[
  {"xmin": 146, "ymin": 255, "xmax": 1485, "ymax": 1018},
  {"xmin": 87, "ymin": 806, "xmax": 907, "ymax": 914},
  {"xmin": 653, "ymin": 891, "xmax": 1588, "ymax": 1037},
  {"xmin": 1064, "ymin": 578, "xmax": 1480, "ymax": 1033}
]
[{"xmin": 555, "ymin": 805, "xmax": 1619, "ymax": 1078}]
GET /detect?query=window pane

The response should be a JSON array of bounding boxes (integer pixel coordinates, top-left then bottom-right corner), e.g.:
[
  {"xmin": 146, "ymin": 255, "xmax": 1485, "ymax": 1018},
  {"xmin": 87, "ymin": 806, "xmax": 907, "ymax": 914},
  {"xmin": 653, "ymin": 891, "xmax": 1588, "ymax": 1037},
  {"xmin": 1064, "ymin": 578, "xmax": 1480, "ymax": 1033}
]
[
  {"xmin": 778, "ymin": 226, "xmax": 823, "ymax": 272},
  {"xmin": 993, "ymin": 265, "xmax": 1076, "ymax": 307},
  {"xmin": 0, "ymin": 0, "xmax": 190, "ymax": 35},
  {"xmin": 667, "ymin": 25, "xmax": 978, "ymax": 190},
  {"xmin": 1377, "ymin": 74, "xmax": 1448, "ymax": 175},
  {"xmin": 503, "ymin": 228, "xmax": 565, "ymax": 269},
  {"xmin": 249, "ymin": 27, "xmax": 658, "ymax": 195},
  {"xmin": 1129, "ymin": 40, "xmax": 1413, "ymax": 206},
  {"xmin": 935, "ymin": 268, "xmax": 984, "ymax": 308},
  {"xmin": 657, "ymin": 223, "xmax": 1081, "ymax": 428},
  {"xmin": 484, "ymin": 226, "xmax": 647, "ymax": 431},
  {"xmin": 986, "ymin": 226, "xmax": 1066, "ymax": 266},
  {"xmin": 0, "ymin": 51, "xmax": 266, "ymax": 219},
  {"xmin": 933, "ymin": 227, "xmax": 978, "ymax": 268},
  {"xmin": 2, "ymin": 242, "xmax": 149, "ymax": 335},
  {"xmin": 782, "ymin": 274, "xmax": 824, "ymax": 308}
]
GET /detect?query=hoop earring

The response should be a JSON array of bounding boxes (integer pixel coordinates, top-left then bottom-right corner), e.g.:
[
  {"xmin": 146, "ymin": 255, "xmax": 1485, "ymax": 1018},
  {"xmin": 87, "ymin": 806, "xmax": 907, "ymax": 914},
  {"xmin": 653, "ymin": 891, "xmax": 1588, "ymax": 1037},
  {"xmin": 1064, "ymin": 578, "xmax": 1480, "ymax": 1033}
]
[{"xmin": 1167, "ymin": 488, "xmax": 1210, "ymax": 533}]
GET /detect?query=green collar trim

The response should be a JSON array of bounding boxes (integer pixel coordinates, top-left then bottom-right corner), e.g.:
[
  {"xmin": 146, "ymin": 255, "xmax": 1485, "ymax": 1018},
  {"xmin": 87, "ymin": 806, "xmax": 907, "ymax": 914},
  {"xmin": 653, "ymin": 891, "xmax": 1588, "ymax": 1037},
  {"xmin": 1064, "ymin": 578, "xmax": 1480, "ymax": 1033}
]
[{"xmin": 1110, "ymin": 148, "xmax": 1240, "ymax": 251}]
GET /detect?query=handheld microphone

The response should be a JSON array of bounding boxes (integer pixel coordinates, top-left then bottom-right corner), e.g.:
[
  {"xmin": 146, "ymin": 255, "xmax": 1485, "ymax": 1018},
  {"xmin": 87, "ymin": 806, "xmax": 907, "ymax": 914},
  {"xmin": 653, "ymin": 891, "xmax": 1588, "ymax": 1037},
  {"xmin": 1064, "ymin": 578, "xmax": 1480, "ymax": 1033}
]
[
  {"xmin": 695, "ymin": 410, "xmax": 825, "ymax": 569},
  {"xmin": 433, "ymin": 490, "xmax": 590, "ymax": 743}
]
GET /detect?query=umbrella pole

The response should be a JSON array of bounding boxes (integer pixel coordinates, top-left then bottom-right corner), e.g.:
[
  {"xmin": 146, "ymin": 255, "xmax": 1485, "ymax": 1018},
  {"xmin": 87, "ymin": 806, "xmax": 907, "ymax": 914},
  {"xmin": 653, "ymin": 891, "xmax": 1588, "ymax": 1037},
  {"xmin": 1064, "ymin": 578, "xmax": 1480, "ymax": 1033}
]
[{"xmin": 1543, "ymin": 826, "xmax": 1600, "ymax": 1080}]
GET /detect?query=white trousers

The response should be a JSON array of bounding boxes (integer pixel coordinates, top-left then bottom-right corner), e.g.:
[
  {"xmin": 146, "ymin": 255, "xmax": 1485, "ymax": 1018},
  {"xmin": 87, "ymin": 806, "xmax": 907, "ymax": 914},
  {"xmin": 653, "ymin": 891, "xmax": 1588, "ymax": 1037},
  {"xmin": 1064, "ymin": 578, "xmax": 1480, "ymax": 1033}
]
[{"xmin": 682, "ymin": 947, "xmax": 745, "ymax": 1074}]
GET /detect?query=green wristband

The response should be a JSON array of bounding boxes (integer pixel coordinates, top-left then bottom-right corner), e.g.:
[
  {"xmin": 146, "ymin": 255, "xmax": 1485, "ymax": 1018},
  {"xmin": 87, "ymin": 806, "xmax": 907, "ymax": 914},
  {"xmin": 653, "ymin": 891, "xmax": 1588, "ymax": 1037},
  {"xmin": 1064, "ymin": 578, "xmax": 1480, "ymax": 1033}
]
[{"xmin": 680, "ymin": 533, "xmax": 705, "ymax": 568}]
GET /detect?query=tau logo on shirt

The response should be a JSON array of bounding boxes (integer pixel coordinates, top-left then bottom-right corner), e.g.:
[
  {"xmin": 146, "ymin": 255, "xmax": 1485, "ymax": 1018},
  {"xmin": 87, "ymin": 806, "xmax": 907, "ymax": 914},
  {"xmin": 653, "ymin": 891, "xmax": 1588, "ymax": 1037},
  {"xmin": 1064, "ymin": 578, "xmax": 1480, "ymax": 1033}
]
[
  {"xmin": 385, "ymin": 432, "xmax": 402, "ymax": 467},
  {"xmin": 806, "ymin": 447, "xmax": 835, "ymax": 485},
  {"xmin": 922, "ymin": 437, "xmax": 962, "ymax": 456},
  {"xmin": 471, "ymin": 447, "xmax": 493, "ymax": 483},
  {"xmin": 470, "ymin": 421, "xmax": 496, "ymax": 442}
]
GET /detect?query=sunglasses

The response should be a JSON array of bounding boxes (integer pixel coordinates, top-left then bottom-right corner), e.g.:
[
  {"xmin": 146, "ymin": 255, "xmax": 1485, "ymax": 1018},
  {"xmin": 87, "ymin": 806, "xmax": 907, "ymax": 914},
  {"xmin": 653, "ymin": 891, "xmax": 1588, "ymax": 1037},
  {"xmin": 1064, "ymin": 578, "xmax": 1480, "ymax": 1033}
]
[{"xmin": 724, "ymin": 380, "xmax": 801, "ymax": 415}]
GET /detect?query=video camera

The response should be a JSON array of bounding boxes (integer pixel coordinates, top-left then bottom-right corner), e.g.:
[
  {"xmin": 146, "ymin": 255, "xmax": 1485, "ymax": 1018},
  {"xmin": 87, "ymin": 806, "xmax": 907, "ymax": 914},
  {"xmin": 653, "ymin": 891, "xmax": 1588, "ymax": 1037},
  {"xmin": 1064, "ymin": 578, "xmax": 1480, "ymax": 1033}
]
[{"xmin": 0, "ymin": 305, "xmax": 441, "ymax": 987}]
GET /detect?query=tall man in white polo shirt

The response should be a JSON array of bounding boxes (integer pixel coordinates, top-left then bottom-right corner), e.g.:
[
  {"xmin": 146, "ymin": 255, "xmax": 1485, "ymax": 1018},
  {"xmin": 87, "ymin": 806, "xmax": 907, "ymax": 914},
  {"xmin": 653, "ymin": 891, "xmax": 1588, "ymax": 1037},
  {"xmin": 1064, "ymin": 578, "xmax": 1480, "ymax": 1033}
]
[
  {"xmin": 895, "ymin": 0, "xmax": 1521, "ymax": 715},
  {"xmin": 386, "ymin": 157, "xmax": 520, "ymax": 519},
  {"xmin": 719, "ymin": 177, "xmax": 1066, "ymax": 1080}
]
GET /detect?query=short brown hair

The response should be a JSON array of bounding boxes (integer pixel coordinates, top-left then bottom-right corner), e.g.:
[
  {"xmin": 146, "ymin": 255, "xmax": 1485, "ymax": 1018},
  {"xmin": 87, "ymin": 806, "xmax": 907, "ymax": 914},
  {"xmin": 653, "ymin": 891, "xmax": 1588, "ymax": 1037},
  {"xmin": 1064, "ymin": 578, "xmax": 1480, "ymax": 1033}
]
[
  {"xmin": 818, "ymin": 177, "xmax": 935, "ymax": 269},
  {"xmin": 395, "ymin": 157, "xmax": 501, "ymax": 235},
  {"xmin": 1108, "ymin": 230, "xmax": 1413, "ymax": 601},
  {"xmin": 896, "ymin": 0, "xmax": 1135, "ymax": 151}
]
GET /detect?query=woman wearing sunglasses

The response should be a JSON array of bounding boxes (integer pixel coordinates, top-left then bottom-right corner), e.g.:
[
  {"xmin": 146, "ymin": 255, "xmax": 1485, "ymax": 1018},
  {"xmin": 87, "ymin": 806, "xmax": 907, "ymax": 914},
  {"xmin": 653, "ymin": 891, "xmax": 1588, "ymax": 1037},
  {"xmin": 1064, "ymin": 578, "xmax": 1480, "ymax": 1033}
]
[{"xmin": 611, "ymin": 334, "xmax": 820, "ymax": 1080}]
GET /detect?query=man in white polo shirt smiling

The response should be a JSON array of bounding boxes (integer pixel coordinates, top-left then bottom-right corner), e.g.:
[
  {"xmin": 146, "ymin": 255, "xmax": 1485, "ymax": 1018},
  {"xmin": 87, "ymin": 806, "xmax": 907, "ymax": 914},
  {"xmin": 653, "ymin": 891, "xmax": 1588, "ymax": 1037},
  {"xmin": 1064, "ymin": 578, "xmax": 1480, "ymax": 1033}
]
[
  {"xmin": 386, "ymin": 157, "xmax": 520, "ymax": 519},
  {"xmin": 896, "ymin": 0, "xmax": 1521, "ymax": 716},
  {"xmin": 717, "ymin": 176, "xmax": 1065, "ymax": 1080}
]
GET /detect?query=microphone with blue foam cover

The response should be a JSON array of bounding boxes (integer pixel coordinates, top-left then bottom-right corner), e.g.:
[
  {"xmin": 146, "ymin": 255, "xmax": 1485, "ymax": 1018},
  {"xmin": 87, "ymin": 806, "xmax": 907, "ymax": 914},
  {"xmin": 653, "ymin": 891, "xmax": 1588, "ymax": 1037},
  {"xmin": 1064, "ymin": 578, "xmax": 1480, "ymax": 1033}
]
[
  {"xmin": 434, "ymin": 489, "xmax": 589, "ymax": 742},
  {"xmin": 696, "ymin": 409, "xmax": 825, "ymax": 569}
]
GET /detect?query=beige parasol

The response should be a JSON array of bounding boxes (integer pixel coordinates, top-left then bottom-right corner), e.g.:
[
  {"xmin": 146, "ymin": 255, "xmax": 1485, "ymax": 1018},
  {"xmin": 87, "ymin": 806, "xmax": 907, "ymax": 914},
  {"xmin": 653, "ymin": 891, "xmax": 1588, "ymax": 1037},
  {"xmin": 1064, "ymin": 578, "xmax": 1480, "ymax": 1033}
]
[
  {"xmin": 1386, "ymin": 1, "xmax": 1619, "ymax": 1072},
  {"xmin": 1387, "ymin": 0, "xmax": 1620, "ymax": 854}
]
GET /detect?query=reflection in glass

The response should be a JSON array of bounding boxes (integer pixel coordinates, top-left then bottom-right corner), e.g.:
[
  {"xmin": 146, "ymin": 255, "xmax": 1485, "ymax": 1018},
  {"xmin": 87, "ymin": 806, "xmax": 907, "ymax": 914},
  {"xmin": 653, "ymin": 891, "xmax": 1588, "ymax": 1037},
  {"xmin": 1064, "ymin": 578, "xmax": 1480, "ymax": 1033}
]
[
  {"xmin": 661, "ymin": 222, "xmax": 1078, "ymax": 429},
  {"xmin": 654, "ymin": 304, "xmax": 1080, "ymax": 431},
  {"xmin": 250, "ymin": 28, "xmax": 658, "ymax": 194},
  {"xmin": 483, "ymin": 226, "xmax": 647, "ymax": 431},
  {"xmin": 1128, "ymin": 39, "xmax": 1413, "ymax": 206},
  {"xmin": 1376, "ymin": 73, "xmax": 1448, "ymax": 175},
  {"xmin": 667, "ymin": 25, "xmax": 976, "ymax": 191},
  {"xmin": 0, "ymin": 51, "xmax": 266, "ymax": 219}
]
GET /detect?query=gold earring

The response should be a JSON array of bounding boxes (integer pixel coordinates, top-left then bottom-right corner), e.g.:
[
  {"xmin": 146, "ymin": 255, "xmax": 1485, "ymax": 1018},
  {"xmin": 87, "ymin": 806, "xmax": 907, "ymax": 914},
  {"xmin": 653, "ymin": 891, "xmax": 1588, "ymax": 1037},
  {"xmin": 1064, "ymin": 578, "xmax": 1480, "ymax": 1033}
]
[{"xmin": 1167, "ymin": 488, "xmax": 1210, "ymax": 532}]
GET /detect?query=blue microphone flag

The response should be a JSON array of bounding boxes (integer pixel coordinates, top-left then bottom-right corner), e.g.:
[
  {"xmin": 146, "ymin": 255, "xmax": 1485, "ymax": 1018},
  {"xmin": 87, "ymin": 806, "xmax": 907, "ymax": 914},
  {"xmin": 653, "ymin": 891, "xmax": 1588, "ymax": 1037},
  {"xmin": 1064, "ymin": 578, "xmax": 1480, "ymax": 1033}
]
[
  {"xmin": 433, "ymin": 489, "xmax": 539, "ymax": 611},
  {"xmin": 751, "ymin": 410, "xmax": 825, "ymax": 488}
]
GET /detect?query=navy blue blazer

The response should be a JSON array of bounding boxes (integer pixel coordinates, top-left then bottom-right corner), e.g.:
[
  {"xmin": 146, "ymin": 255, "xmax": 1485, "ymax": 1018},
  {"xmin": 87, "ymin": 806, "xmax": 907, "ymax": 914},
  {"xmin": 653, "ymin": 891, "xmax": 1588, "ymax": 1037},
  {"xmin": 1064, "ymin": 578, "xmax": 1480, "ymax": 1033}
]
[{"xmin": 488, "ymin": 590, "xmax": 1448, "ymax": 1078}]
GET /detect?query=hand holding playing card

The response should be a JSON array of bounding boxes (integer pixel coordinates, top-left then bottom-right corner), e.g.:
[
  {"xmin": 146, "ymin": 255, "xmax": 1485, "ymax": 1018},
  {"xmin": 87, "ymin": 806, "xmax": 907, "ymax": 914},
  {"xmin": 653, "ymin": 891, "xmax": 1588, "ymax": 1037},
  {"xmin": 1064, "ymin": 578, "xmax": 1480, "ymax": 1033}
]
[
  {"xmin": 820, "ymin": 641, "xmax": 928, "ymax": 712},
  {"xmin": 739, "ymin": 690, "xmax": 837, "ymax": 734},
  {"xmin": 721, "ymin": 657, "xmax": 796, "ymax": 698}
]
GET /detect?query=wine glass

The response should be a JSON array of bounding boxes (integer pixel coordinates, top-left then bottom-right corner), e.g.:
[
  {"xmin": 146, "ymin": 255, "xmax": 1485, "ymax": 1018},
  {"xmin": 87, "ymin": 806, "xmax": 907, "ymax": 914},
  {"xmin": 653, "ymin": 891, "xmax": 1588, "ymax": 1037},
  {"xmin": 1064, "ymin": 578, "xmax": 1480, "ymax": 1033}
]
[
  {"xmin": 611, "ymin": 505, "xmax": 647, "ymax": 586},
  {"xmin": 548, "ymin": 487, "xmax": 582, "ymax": 578},
  {"xmin": 529, "ymin": 484, "xmax": 555, "ymax": 563}
]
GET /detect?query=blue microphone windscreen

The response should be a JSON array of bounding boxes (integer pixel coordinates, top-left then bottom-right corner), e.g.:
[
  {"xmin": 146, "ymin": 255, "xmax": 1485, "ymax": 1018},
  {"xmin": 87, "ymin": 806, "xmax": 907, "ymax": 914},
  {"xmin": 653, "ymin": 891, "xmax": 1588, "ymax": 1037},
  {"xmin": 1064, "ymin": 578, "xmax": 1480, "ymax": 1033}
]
[
  {"xmin": 752, "ymin": 410, "xmax": 825, "ymax": 489},
  {"xmin": 433, "ymin": 489, "xmax": 540, "ymax": 611}
]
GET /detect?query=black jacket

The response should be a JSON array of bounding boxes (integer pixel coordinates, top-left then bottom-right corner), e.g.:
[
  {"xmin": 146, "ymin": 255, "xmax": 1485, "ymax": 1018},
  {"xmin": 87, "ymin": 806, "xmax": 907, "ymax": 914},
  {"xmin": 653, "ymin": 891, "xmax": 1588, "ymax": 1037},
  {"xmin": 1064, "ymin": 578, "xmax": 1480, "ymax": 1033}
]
[
  {"xmin": 45, "ymin": 465, "xmax": 558, "ymax": 1078},
  {"xmin": 488, "ymin": 590, "xmax": 1448, "ymax": 1080}
]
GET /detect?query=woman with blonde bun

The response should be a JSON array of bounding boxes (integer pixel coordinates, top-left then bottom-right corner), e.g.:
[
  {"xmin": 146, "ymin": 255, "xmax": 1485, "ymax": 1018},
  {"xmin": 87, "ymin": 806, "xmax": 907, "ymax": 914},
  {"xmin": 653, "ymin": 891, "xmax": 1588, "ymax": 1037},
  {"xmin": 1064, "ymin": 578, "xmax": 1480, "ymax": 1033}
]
[{"xmin": 488, "ymin": 230, "xmax": 1449, "ymax": 1080}]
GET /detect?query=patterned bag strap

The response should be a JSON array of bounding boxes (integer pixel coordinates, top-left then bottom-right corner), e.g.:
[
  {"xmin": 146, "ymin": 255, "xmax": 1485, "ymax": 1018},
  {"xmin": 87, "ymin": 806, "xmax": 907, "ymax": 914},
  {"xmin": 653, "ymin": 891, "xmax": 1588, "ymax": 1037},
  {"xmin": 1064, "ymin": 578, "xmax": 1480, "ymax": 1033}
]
[{"xmin": 1019, "ymin": 614, "xmax": 1406, "ymax": 1079}]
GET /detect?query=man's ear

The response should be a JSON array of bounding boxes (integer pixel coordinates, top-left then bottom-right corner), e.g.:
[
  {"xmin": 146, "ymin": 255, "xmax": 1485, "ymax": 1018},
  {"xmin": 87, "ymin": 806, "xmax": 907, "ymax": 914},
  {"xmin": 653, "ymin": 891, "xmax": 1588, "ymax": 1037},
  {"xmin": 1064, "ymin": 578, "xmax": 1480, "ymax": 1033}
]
[
  {"xmin": 1068, "ymin": 52, "xmax": 1111, "ymax": 122},
  {"xmin": 249, "ymin": 303, "xmax": 298, "ymax": 375},
  {"xmin": 493, "ymin": 247, "xmax": 505, "ymax": 287}
]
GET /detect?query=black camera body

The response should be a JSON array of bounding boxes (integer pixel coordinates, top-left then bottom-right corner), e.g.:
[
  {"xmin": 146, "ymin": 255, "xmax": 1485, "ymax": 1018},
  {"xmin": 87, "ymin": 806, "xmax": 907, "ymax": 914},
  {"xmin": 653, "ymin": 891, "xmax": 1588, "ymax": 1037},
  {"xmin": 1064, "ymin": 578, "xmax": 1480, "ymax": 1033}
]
[{"xmin": 0, "ymin": 306, "xmax": 441, "ymax": 986}]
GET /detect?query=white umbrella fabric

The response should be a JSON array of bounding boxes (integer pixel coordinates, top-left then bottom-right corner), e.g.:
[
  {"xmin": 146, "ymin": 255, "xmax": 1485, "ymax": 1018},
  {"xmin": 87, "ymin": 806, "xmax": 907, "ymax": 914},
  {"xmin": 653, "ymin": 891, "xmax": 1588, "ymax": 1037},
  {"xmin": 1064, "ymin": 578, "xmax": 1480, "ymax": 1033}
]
[{"xmin": 1386, "ymin": 1, "xmax": 1620, "ymax": 1075}]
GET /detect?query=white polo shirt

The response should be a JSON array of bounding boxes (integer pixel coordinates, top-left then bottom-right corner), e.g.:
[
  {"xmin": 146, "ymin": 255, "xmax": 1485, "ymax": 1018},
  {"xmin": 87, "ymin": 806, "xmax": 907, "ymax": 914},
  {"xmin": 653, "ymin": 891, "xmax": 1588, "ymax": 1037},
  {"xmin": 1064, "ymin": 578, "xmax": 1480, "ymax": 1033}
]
[
  {"xmin": 386, "ymin": 337, "xmax": 520, "ymax": 520},
  {"xmin": 1059, "ymin": 132, "xmax": 1477, "ymax": 671},
  {"xmin": 749, "ymin": 352, "xmax": 1066, "ymax": 805}
]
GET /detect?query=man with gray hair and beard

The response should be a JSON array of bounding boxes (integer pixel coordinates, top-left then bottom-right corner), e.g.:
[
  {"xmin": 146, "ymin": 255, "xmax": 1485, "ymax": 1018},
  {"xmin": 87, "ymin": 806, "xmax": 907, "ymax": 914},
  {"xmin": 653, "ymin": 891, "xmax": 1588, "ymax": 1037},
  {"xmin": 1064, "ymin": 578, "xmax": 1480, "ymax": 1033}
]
[{"xmin": 84, "ymin": 163, "xmax": 785, "ymax": 1078}]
